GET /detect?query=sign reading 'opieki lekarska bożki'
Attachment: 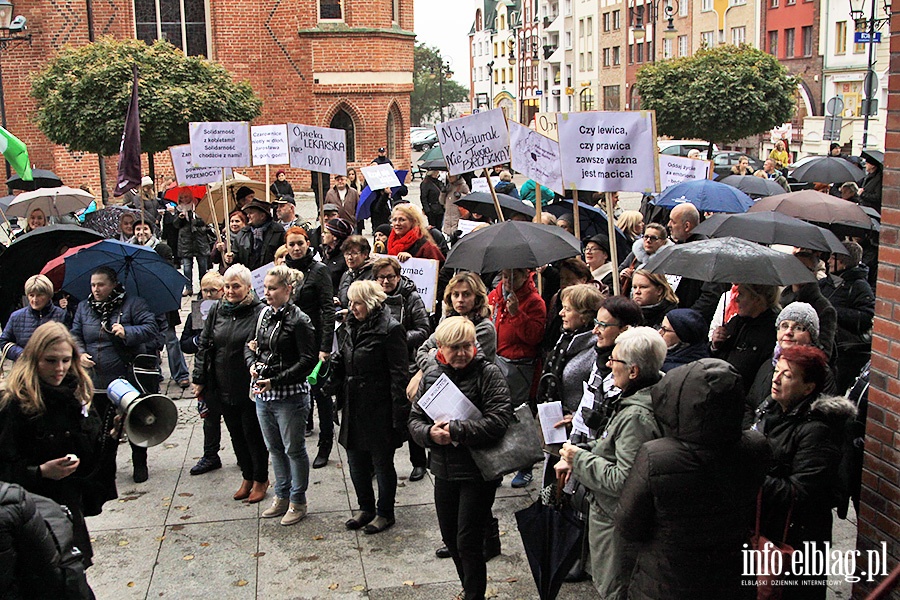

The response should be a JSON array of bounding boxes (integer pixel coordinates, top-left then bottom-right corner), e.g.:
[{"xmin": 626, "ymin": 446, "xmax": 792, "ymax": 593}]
[
  {"xmin": 287, "ymin": 123, "xmax": 348, "ymax": 176},
  {"xmin": 436, "ymin": 109, "xmax": 510, "ymax": 177}
]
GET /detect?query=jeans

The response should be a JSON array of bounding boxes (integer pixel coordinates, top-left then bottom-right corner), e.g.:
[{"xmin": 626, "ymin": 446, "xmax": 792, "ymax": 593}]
[
  {"xmin": 256, "ymin": 394, "xmax": 311, "ymax": 504},
  {"xmin": 164, "ymin": 325, "xmax": 189, "ymax": 383},
  {"xmin": 434, "ymin": 477, "xmax": 498, "ymax": 600},
  {"xmin": 345, "ymin": 446, "xmax": 397, "ymax": 518},
  {"xmin": 220, "ymin": 400, "xmax": 268, "ymax": 482},
  {"xmin": 182, "ymin": 255, "xmax": 209, "ymax": 292}
]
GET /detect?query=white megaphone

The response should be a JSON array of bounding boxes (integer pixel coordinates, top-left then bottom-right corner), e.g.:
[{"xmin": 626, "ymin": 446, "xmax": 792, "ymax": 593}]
[{"xmin": 106, "ymin": 379, "xmax": 178, "ymax": 448}]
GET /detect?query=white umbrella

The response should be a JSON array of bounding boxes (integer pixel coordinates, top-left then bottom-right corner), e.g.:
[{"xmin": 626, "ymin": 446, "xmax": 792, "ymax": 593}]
[{"xmin": 6, "ymin": 186, "xmax": 95, "ymax": 219}]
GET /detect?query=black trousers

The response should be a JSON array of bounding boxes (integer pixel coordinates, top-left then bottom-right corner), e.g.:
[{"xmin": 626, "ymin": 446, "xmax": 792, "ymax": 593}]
[
  {"xmin": 408, "ymin": 438, "xmax": 426, "ymax": 468},
  {"xmin": 434, "ymin": 477, "xmax": 498, "ymax": 600},
  {"xmin": 306, "ymin": 387, "xmax": 334, "ymax": 446},
  {"xmin": 202, "ymin": 404, "xmax": 223, "ymax": 459},
  {"xmin": 220, "ymin": 400, "xmax": 268, "ymax": 482}
]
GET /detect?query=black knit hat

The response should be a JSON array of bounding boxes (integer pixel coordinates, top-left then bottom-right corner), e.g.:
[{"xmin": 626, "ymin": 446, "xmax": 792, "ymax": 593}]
[{"xmin": 325, "ymin": 218, "xmax": 353, "ymax": 241}]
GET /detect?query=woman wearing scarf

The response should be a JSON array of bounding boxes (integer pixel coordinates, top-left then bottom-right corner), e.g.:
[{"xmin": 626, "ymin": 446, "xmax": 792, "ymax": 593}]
[
  {"xmin": 319, "ymin": 217, "xmax": 352, "ymax": 292},
  {"xmin": 387, "ymin": 204, "xmax": 445, "ymax": 264},
  {"xmin": 71, "ymin": 266, "xmax": 159, "ymax": 484}
]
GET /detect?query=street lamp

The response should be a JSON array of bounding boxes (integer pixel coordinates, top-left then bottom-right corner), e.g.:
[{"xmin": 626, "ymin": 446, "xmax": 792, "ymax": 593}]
[
  {"xmin": 849, "ymin": 0, "xmax": 892, "ymax": 149},
  {"xmin": 487, "ymin": 60, "xmax": 494, "ymax": 110},
  {"xmin": 631, "ymin": 0, "xmax": 678, "ymax": 62},
  {"xmin": 507, "ymin": 38, "xmax": 516, "ymax": 65},
  {"xmin": 0, "ymin": 1, "xmax": 31, "ymax": 186},
  {"xmin": 430, "ymin": 57, "xmax": 452, "ymax": 122}
]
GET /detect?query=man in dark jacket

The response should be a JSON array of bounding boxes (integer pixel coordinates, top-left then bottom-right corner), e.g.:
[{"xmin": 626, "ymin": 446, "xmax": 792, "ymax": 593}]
[
  {"xmin": 233, "ymin": 200, "xmax": 286, "ymax": 270},
  {"xmin": 616, "ymin": 359, "xmax": 771, "ymax": 600},
  {"xmin": 171, "ymin": 196, "xmax": 212, "ymax": 296},
  {"xmin": 666, "ymin": 203, "xmax": 727, "ymax": 324},
  {"xmin": 420, "ymin": 171, "xmax": 444, "ymax": 229}
]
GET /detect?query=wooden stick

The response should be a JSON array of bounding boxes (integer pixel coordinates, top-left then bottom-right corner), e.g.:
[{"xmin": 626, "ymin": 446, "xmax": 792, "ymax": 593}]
[
  {"xmin": 572, "ymin": 192, "xmax": 581, "ymax": 241},
  {"xmin": 606, "ymin": 193, "xmax": 620, "ymax": 296},
  {"xmin": 484, "ymin": 168, "xmax": 505, "ymax": 222},
  {"xmin": 535, "ymin": 185, "xmax": 543, "ymax": 295},
  {"xmin": 266, "ymin": 164, "xmax": 270, "ymax": 204},
  {"xmin": 317, "ymin": 174, "xmax": 325, "ymax": 231},
  {"xmin": 222, "ymin": 168, "xmax": 230, "ymax": 253},
  {"xmin": 208, "ymin": 179, "xmax": 221, "ymax": 246}
]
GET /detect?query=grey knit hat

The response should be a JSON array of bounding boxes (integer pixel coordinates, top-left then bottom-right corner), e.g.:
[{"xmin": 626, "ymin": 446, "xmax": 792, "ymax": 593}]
[{"xmin": 776, "ymin": 302, "xmax": 819, "ymax": 344}]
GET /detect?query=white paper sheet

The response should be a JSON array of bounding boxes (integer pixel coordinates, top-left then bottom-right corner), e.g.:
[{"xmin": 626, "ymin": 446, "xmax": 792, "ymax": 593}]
[
  {"xmin": 537, "ymin": 401, "xmax": 568, "ymax": 445},
  {"xmin": 417, "ymin": 373, "xmax": 482, "ymax": 422}
]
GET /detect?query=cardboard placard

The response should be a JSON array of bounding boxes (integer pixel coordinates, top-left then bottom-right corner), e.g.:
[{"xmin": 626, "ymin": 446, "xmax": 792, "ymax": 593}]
[
  {"xmin": 373, "ymin": 254, "xmax": 440, "ymax": 312},
  {"xmin": 534, "ymin": 112, "xmax": 559, "ymax": 142},
  {"xmin": 557, "ymin": 111, "xmax": 659, "ymax": 193},
  {"xmin": 169, "ymin": 144, "xmax": 232, "ymax": 186},
  {"xmin": 436, "ymin": 108, "xmax": 511, "ymax": 176},
  {"xmin": 287, "ymin": 123, "xmax": 348, "ymax": 176},
  {"xmin": 508, "ymin": 120, "xmax": 564, "ymax": 195},
  {"xmin": 360, "ymin": 164, "xmax": 402, "ymax": 191},
  {"xmin": 659, "ymin": 155, "xmax": 714, "ymax": 190},
  {"xmin": 189, "ymin": 121, "xmax": 252, "ymax": 167},
  {"xmin": 470, "ymin": 176, "xmax": 501, "ymax": 193},
  {"xmin": 251, "ymin": 124, "xmax": 290, "ymax": 166},
  {"xmin": 250, "ymin": 261, "xmax": 275, "ymax": 301}
]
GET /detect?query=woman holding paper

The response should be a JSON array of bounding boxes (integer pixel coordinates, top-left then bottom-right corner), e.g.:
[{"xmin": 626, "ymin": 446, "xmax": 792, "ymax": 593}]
[{"xmin": 408, "ymin": 317, "xmax": 512, "ymax": 600}]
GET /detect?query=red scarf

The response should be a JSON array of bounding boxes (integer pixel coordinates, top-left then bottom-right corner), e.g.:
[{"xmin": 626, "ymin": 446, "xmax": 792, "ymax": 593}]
[{"xmin": 387, "ymin": 227, "xmax": 422, "ymax": 255}]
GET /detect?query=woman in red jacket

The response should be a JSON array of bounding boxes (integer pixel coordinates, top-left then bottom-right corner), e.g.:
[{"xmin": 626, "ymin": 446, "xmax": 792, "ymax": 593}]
[
  {"xmin": 387, "ymin": 204, "xmax": 445, "ymax": 264},
  {"xmin": 487, "ymin": 268, "xmax": 547, "ymax": 487}
]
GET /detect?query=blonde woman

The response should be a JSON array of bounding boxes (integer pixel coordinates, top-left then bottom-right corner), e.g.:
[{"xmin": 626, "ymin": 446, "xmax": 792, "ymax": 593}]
[
  {"xmin": 616, "ymin": 210, "xmax": 644, "ymax": 244},
  {"xmin": 631, "ymin": 269, "xmax": 679, "ymax": 329},
  {"xmin": 0, "ymin": 274, "xmax": 67, "ymax": 360},
  {"xmin": 387, "ymin": 203, "xmax": 445, "ymax": 263}
]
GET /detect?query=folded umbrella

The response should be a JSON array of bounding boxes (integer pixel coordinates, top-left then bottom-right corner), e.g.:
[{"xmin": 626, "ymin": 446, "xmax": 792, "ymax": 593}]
[
  {"xmin": 692, "ymin": 212, "xmax": 848, "ymax": 255},
  {"xmin": 454, "ymin": 191, "xmax": 535, "ymax": 221},
  {"xmin": 7, "ymin": 168, "xmax": 62, "ymax": 191},
  {"xmin": 643, "ymin": 237, "xmax": 816, "ymax": 286},
  {"xmin": 653, "ymin": 179, "xmax": 754, "ymax": 213},
  {"xmin": 445, "ymin": 220, "xmax": 581, "ymax": 272},
  {"xmin": 748, "ymin": 190, "xmax": 874, "ymax": 229},
  {"xmin": 516, "ymin": 498, "xmax": 584, "ymax": 600},
  {"xmin": 789, "ymin": 156, "xmax": 865, "ymax": 184},
  {"xmin": 5, "ymin": 186, "xmax": 95, "ymax": 219},
  {"xmin": 719, "ymin": 175, "xmax": 786, "ymax": 198}
]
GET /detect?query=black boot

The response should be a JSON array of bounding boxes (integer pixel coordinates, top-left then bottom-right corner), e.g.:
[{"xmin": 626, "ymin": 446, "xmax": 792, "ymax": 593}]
[
  {"xmin": 132, "ymin": 444, "xmax": 149, "ymax": 483},
  {"xmin": 312, "ymin": 442, "xmax": 331, "ymax": 469},
  {"xmin": 483, "ymin": 517, "xmax": 501, "ymax": 560}
]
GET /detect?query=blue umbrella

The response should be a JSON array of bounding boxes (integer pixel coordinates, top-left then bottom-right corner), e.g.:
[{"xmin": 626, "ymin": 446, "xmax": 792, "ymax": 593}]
[
  {"xmin": 653, "ymin": 179, "xmax": 754, "ymax": 213},
  {"xmin": 61, "ymin": 239, "xmax": 188, "ymax": 314},
  {"xmin": 356, "ymin": 169, "xmax": 408, "ymax": 221}
]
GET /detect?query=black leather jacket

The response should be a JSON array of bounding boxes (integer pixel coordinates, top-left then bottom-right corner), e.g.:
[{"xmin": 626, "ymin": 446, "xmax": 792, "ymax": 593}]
[{"xmin": 244, "ymin": 302, "xmax": 317, "ymax": 387}]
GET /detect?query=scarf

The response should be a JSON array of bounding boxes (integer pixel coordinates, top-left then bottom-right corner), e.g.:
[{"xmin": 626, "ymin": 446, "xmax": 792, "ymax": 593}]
[
  {"xmin": 387, "ymin": 227, "xmax": 422, "ymax": 256},
  {"xmin": 88, "ymin": 284, "xmax": 126, "ymax": 326},
  {"xmin": 285, "ymin": 250, "xmax": 313, "ymax": 273},
  {"xmin": 251, "ymin": 219, "xmax": 272, "ymax": 253},
  {"xmin": 219, "ymin": 293, "xmax": 255, "ymax": 317}
]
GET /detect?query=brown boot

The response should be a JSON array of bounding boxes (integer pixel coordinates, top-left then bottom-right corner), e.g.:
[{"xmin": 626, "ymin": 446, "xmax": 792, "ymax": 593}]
[
  {"xmin": 246, "ymin": 480, "xmax": 269, "ymax": 504},
  {"xmin": 233, "ymin": 479, "xmax": 252, "ymax": 501}
]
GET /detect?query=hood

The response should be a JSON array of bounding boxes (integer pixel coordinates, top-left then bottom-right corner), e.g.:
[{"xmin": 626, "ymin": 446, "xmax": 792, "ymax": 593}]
[
  {"xmin": 632, "ymin": 236, "xmax": 674, "ymax": 265},
  {"xmin": 651, "ymin": 358, "xmax": 744, "ymax": 445},
  {"xmin": 837, "ymin": 264, "xmax": 869, "ymax": 282},
  {"xmin": 809, "ymin": 395, "xmax": 857, "ymax": 428}
]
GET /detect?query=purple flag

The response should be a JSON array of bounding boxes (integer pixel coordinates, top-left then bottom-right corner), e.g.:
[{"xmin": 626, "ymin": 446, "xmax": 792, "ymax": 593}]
[{"xmin": 114, "ymin": 64, "xmax": 142, "ymax": 197}]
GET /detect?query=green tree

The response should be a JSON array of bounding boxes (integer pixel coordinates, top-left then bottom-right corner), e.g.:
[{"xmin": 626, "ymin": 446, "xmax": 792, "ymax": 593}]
[
  {"xmin": 411, "ymin": 43, "xmax": 469, "ymax": 126},
  {"xmin": 31, "ymin": 37, "xmax": 262, "ymax": 157},
  {"xmin": 635, "ymin": 44, "xmax": 799, "ymax": 155}
]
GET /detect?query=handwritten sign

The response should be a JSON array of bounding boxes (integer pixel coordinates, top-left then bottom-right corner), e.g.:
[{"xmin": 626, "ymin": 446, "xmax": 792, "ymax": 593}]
[
  {"xmin": 287, "ymin": 123, "xmax": 348, "ymax": 176},
  {"xmin": 436, "ymin": 108, "xmax": 510, "ymax": 177},
  {"xmin": 250, "ymin": 261, "xmax": 275, "ymax": 301},
  {"xmin": 360, "ymin": 164, "xmax": 402, "ymax": 191},
  {"xmin": 373, "ymin": 254, "xmax": 440, "ymax": 312},
  {"xmin": 457, "ymin": 219, "xmax": 482, "ymax": 237},
  {"xmin": 508, "ymin": 120, "xmax": 564, "ymax": 195},
  {"xmin": 189, "ymin": 121, "xmax": 252, "ymax": 167},
  {"xmin": 169, "ymin": 144, "xmax": 232, "ymax": 186},
  {"xmin": 557, "ymin": 111, "xmax": 659, "ymax": 193},
  {"xmin": 251, "ymin": 124, "xmax": 289, "ymax": 166},
  {"xmin": 659, "ymin": 155, "xmax": 713, "ymax": 190},
  {"xmin": 190, "ymin": 299, "xmax": 218, "ymax": 324},
  {"xmin": 534, "ymin": 112, "xmax": 559, "ymax": 142},
  {"xmin": 470, "ymin": 176, "xmax": 501, "ymax": 193}
]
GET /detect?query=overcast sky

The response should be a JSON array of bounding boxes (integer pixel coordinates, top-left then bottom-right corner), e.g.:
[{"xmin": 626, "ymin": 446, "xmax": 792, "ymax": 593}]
[{"xmin": 414, "ymin": 0, "xmax": 473, "ymax": 85}]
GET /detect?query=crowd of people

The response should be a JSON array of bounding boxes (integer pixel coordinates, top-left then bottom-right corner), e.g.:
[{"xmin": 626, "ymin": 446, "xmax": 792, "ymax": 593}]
[{"xmin": 0, "ymin": 152, "xmax": 877, "ymax": 600}]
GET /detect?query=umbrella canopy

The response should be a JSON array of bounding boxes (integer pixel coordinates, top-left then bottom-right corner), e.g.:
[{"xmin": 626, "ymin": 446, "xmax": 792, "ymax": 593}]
[
  {"xmin": 0, "ymin": 224, "xmax": 105, "ymax": 326},
  {"xmin": 789, "ymin": 156, "xmax": 865, "ymax": 184},
  {"xmin": 861, "ymin": 150, "xmax": 884, "ymax": 169},
  {"xmin": 418, "ymin": 145, "xmax": 444, "ymax": 163},
  {"xmin": 719, "ymin": 175, "xmax": 786, "ymax": 198},
  {"xmin": 0, "ymin": 194, "xmax": 13, "ymax": 213},
  {"xmin": 692, "ymin": 212, "xmax": 848, "ymax": 255},
  {"xmin": 419, "ymin": 158, "xmax": 448, "ymax": 171},
  {"xmin": 6, "ymin": 168, "xmax": 63, "ymax": 191},
  {"xmin": 5, "ymin": 186, "xmax": 95, "ymax": 219},
  {"xmin": 515, "ymin": 499, "xmax": 583, "ymax": 600},
  {"xmin": 454, "ymin": 191, "xmax": 535, "ymax": 221},
  {"xmin": 61, "ymin": 239, "xmax": 188, "ymax": 314},
  {"xmin": 40, "ymin": 241, "xmax": 103, "ymax": 290},
  {"xmin": 643, "ymin": 237, "xmax": 816, "ymax": 286},
  {"xmin": 164, "ymin": 185, "xmax": 207, "ymax": 203},
  {"xmin": 445, "ymin": 221, "xmax": 582, "ymax": 272},
  {"xmin": 653, "ymin": 179, "xmax": 754, "ymax": 213},
  {"xmin": 544, "ymin": 199, "xmax": 631, "ymax": 258},
  {"xmin": 82, "ymin": 205, "xmax": 144, "ymax": 239},
  {"xmin": 199, "ymin": 175, "xmax": 267, "ymax": 223},
  {"xmin": 748, "ymin": 190, "xmax": 874, "ymax": 229}
]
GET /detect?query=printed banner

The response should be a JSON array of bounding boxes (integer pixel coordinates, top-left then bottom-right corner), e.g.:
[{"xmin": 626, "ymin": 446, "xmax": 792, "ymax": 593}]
[
  {"xmin": 189, "ymin": 121, "xmax": 252, "ymax": 167},
  {"xmin": 659, "ymin": 155, "xmax": 713, "ymax": 190},
  {"xmin": 169, "ymin": 144, "xmax": 232, "ymax": 186},
  {"xmin": 287, "ymin": 123, "xmax": 348, "ymax": 176},
  {"xmin": 360, "ymin": 164, "xmax": 402, "ymax": 190},
  {"xmin": 436, "ymin": 109, "xmax": 510, "ymax": 176}
]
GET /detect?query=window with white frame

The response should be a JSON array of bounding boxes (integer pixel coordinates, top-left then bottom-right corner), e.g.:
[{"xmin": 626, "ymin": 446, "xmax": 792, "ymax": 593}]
[
  {"xmin": 701, "ymin": 0, "xmax": 713, "ymax": 11},
  {"xmin": 566, "ymin": 31, "xmax": 572, "ymax": 48},
  {"xmin": 731, "ymin": 26, "xmax": 745, "ymax": 45},
  {"xmin": 663, "ymin": 38, "xmax": 672, "ymax": 58},
  {"xmin": 677, "ymin": 34, "xmax": 688, "ymax": 56},
  {"xmin": 587, "ymin": 16, "xmax": 592, "ymax": 36},
  {"xmin": 603, "ymin": 48, "xmax": 610, "ymax": 67},
  {"xmin": 701, "ymin": 31, "xmax": 715, "ymax": 47},
  {"xmin": 679, "ymin": 0, "xmax": 688, "ymax": 16},
  {"xmin": 135, "ymin": 0, "xmax": 210, "ymax": 56},
  {"xmin": 603, "ymin": 12, "xmax": 611, "ymax": 31}
]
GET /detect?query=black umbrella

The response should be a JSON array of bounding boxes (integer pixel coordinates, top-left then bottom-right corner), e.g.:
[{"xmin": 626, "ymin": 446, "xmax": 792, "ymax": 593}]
[
  {"xmin": 719, "ymin": 175, "xmax": 786, "ymax": 198},
  {"xmin": 789, "ymin": 156, "xmax": 865, "ymax": 184},
  {"xmin": 516, "ymin": 498, "xmax": 583, "ymax": 600},
  {"xmin": 445, "ymin": 221, "xmax": 581, "ymax": 272},
  {"xmin": 419, "ymin": 158, "xmax": 448, "ymax": 171},
  {"xmin": 6, "ymin": 168, "xmax": 64, "ymax": 191},
  {"xmin": 454, "ymin": 191, "xmax": 535, "ymax": 221},
  {"xmin": 692, "ymin": 212, "xmax": 848, "ymax": 255},
  {"xmin": 643, "ymin": 237, "xmax": 816, "ymax": 286},
  {"xmin": 544, "ymin": 199, "xmax": 631, "ymax": 259},
  {"xmin": 0, "ymin": 224, "xmax": 104, "ymax": 326},
  {"xmin": 861, "ymin": 150, "xmax": 884, "ymax": 169}
]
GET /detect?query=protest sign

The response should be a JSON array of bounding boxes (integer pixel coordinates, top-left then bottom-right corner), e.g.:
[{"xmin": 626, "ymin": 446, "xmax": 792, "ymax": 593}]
[
  {"xmin": 251, "ymin": 124, "xmax": 290, "ymax": 166},
  {"xmin": 557, "ymin": 111, "xmax": 659, "ymax": 193},
  {"xmin": 169, "ymin": 144, "xmax": 232, "ymax": 186},
  {"xmin": 287, "ymin": 123, "xmax": 348, "ymax": 176},
  {"xmin": 436, "ymin": 108, "xmax": 510, "ymax": 177},
  {"xmin": 190, "ymin": 299, "xmax": 218, "ymax": 325},
  {"xmin": 360, "ymin": 164, "xmax": 402, "ymax": 190},
  {"xmin": 534, "ymin": 112, "xmax": 559, "ymax": 142},
  {"xmin": 508, "ymin": 120, "xmax": 564, "ymax": 195},
  {"xmin": 457, "ymin": 219, "xmax": 482, "ymax": 237},
  {"xmin": 250, "ymin": 261, "xmax": 275, "ymax": 301},
  {"xmin": 189, "ymin": 121, "xmax": 252, "ymax": 167},
  {"xmin": 659, "ymin": 155, "xmax": 713, "ymax": 189},
  {"xmin": 373, "ymin": 254, "xmax": 440, "ymax": 312},
  {"xmin": 470, "ymin": 176, "xmax": 500, "ymax": 193}
]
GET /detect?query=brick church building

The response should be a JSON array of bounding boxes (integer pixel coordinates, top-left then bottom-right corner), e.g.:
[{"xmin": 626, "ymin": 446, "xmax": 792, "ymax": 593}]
[{"xmin": 4, "ymin": 0, "xmax": 414, "ymax": 196}]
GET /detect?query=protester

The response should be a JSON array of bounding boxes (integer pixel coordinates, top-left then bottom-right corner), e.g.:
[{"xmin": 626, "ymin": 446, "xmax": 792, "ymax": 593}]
[
  {"xmin": 211, "ymin": 209, "xmax": 247, "ymax": 274},
  {"xmin": 859, "ymin": 155, "xmax": 883, "ymax": 211},
  {"xmin": 542, "ymin": 258, "xmax": 595, "ymax": 354},
  {"xmin": 769, "ymin": 139, "xmax": 791, "ymax": 171},
  {"xmin": 232, "ymin": 200, "xmax": 286, "ymax": 271},
  {"xmin": 0, "ymin": 322, "xmax": 100, "ymax": 568},
  {"xmin": 370, "ymin": 182, "xmax": 408, "ymax": 232},
  {"xmin": 659, "ymin": 308, "xmax": 710, "ymax": 373},
  {"xmin": 420, "ymin": 170, "xmax": 444, "ymax": 229},
  {"xmin": 667, "ymin": 203, "xmax": 727, "ymax": 323},
  {"xmin": 0, "ymin": 274, "xmax": 67, "ymax": 361},
  {"xmin": 494, "ymin": 170, "xmax": 519, "ymax": 199},
  {"xmin": 616, "ymin": 359, "xmax": 770, "ymax": 599},
  {"xmin": 334, "ymin": 280, "xmax": 409, "ymax": 535},
  {"xmin": 319, "ymin": 217, "xmax": 351, "ymax": 291},
  {"xmin": 24, "ymin": 207, "xmax": 48, "ymax": 233},
  {"xmin": 387, "ymin": 204, "xmax": 445, "ymax": 264},
  {"xmin": 630, "ymin": 269, "xmax": 679, "ymax": 329},
  {"xmin": 617, "ymin": 223, "xmax": 673, "ymax": 296},
  {"xmin": 520, "ymin": 179, "xmax": 555, "ymax": 206},
  {"xmin": 347, "ymin": 167, "xmax": 362, "ymax": 192},
  {"xmin": 337, "ymin": 235, "xmax": 375, "ymax": 309},
  {"xmin": 555, "ymin": 327, "xmax": 666, "ymax": 599},
  {"xmin": 234, "ymin": 186, "xmax": 255, "ymax": 210},
  {"xmin": 616, "ymin": 210, "xmax": 644, "ymax": 244},
  {"xmin": 172, "ymin": 189, "xmax": 212, "ymax": 296},
  {"xmin": 273, "ymin": 195, "xmax": 302, "ymax": 230},
  {"xmin": 556, "ymin": 213, "xmax": 576, "ymax": 237},
  {"xmin": 248, "ymin": 265, "xmax": 317, "ymax": 526},
  {"xmin": 583, "ymin": 234, "xmax": 613, "ymax": 290},
  {"xmin": 441, "ymin": 173, "xmax": 470, "ymax": 236},
  {"xmin": 730, "ymin": 155, "xmax": 755, "ymax": 176},
  {"xmin": 270, "ymin": 170, "xmax": 294, "ymax": 198},
  {"xmin": 308, "ymin": 203, "xmax": 340, "ymax": 248},
  {"xmin": 117, "ymin": 212, "xmax": 136, "ymax": 242},
  {"xmin": 408, "ymin": 317, "xmax": 512, "ymax": 600},
  {"xmin": 192, "ymin": 264, "xmax": 269, "ymax": 503},
  {"xmin": 373, "ymin": 223, "xmax": 391, "ymax": 254},
  {"xmin": 324, "ymin": 174, "xmax": 361, "ymax": 230},
  {"xmin": 781, "ymin": 249, "xmax": 837, "ymax": 359}
]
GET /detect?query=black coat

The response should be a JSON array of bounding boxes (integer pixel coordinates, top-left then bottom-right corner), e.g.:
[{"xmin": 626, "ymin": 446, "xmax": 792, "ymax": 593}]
[
  {"xmin": 383, "ymin": 276, "xmax": 432, "ymax": 374},
  {"xmin": 859, "ymin": 168, "xmax": 882, "ymax": 211},
  {"xmin": 334, "ymin": 306, "xmax": 409, "ymax": 451},
  {"xmin": 233, "ymin": 220, "xmax": 286, "ymax": 270},
  {"xmin": 780, "ymin": 283, "xmax": 838, "ymax": 360},
  {"xmin": 420, "ymin": 175, "xmax": 443, "ymax": 218},
  {"xmin": 616, "ymin": 359, "xmax": 770, "ymax": 600},
  {"xmin": 337, "ymin": 260, "xmax": 374, "ymax": 309},
  {"xmin": 286, "ymin": 250, "xmax": 336, "ymax": 354},
  {"xmin": 639, "ymin": 298, "xmax": 678, "ymax": 330},
  {"xmin": 171, "ymin": 211, "xmax": 212, "ymax": 258},
  {"xmin": 192, "ymin": 297, "xmax": 263, "ymax": 406},
  {"xmin": 711, "ymin": 309, "xmax": 777, "ymax": 393},
  {"xmin": 245, "ymin": 302, "xmax": 317, "ymax": 387},
  {"xmin": 318, "ymin": 244, "xmax": 347, "ymax": 293},
  {"xmin": 819, "ymin": 265, "xmax": 875, "ymax": 342},
  {"xmin": 408, "ymin": 355, "xmax": 512, "ymax": 481}
]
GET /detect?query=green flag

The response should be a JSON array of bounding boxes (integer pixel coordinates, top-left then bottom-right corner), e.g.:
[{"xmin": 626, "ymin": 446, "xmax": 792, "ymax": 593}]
[{"xmin": 0, "ymin": 126, "xmax": 32, "ymax": 181}]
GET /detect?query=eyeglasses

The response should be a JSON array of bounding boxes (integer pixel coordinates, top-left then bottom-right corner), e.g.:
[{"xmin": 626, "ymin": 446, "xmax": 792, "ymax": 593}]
[
  {"xmin": 607, "ymin": 357, "xmax": 628, "ymax": 366},
  {"xmin": 658, "ymin": 325, "xmax": 675, "ymax": 334},
  {"xmin": 200, "ymin": 288, "xmax": 222, "ymax": 294},
  {"xmin": 642, "ymin": 234, "xmax": 664, "ymax": 242},
  {"xmin": 593, "ymin": 319, "xmax": 621, "ymax": 330},
  {"xmin": 778, "ymin": 322, "xmax": 808, "ymax": 333},
  {"xmin": 583, "ymin": 246, "xmax": 602, "ymax": 253},
  {"xmin": 343, "ymin": 251, "xmax": 361, "ymax": 258},
  {"xmin": 375, "ymin": 274, "xmax": 398, "ymax": 282}
]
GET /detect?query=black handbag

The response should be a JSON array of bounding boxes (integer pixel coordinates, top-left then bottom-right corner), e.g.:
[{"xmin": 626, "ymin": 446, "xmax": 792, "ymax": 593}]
[{"xmin": 470, "ymin": 403, "xmax": 544, "ymax": 481}]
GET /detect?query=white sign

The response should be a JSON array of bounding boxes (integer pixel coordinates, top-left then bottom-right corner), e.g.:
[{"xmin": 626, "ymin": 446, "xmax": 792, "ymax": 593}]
[
  {"xmin": 250, "ymin": 261, "xmax": 275, "ymax": 301},
  {"xmin": 360, "ymin": 164, "xmax": 401, "ymax": 190},
  {"xmin": 251, "ymin": 124, "xmax": 289, "ymax": 166},
  {"xmin": 287, "ymin": 123, "xmax": 348, "ymax": 176},
  {"xmin": 456, "ymin": 219, "xmax": 482, "ymax": 237},
  {"xmin": 373, "ymin": 254, "xmax": 440, "ymax": 312},
  {"xmin": 417, "ymin": 373, "xmax": 483, "ymax": 422},
  {"xmin": 659, "ymin": 155, "xmax": 713, "ymax": 190},
  {"xmin": 508, "ymin": 120, "xmax": 564, "ymax": 195},
  {"xmin": 557, "ymin": 111, "xmax": 659, "ymax": 193},
  {"xmin": 770, "ymin": 123, "xmax": 792, "ymax": 144},
  {"xmin": 534, "ymin": 112, "xmax": 559, "ymax": 142},
  {"xmin": 436, "ymin": 108, "xmax": 511, "ymax": 176},
  {"xmin": 169, "ymin": 144, "xmax": 232, "ymax": 186},
  {"xmin": 189, "ymin": 121, "xmax": 252, "ymax": 167},
  {"xmin": 470, "ymin": 176, "xmax": 501, "ymax": 193}
]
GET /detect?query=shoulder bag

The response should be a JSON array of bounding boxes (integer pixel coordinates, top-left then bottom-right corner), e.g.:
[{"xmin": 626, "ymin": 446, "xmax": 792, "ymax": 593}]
[{"xmin": 470, "ymin": 402, "xmax": 544, "ymax": 481}]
